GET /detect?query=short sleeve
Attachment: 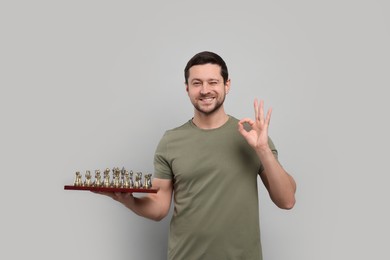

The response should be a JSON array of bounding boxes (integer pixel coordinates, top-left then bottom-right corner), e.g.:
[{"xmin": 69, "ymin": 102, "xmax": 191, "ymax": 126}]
[
  {"xmin": 153, "ymin": 132, "xmax": 174, "ymax": 180},
  {"xmin": 259, "ymin": 136, "xmax": 279, "ymax": 174}
]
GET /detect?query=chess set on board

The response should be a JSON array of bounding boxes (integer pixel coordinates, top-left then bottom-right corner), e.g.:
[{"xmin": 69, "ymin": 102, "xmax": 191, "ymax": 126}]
[{"xmin": 64, "ymin": 167, "xmax": 159, "ymax": 193}]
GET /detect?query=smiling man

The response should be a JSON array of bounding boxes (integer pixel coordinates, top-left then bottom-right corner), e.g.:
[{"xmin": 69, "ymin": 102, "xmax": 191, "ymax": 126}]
[
  {"xmin": 186, "ymin": 62, "xmax": 229, "ymax": 119},
  {"xmin": 100, "ymin": 51, "xmax": 296, "ymax": 260}
]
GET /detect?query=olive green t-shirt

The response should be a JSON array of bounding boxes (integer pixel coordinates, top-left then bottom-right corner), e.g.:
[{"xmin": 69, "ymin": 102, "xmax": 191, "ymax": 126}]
[{"xmin": 154, "ymin": 116, "xmax": 277, "ymax": 260}]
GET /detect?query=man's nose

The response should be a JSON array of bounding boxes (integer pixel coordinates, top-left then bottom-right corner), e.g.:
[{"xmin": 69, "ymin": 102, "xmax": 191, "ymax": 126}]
[{"xmin": 200, "ymin": 83, "xmax": 211, "ymax": 94}]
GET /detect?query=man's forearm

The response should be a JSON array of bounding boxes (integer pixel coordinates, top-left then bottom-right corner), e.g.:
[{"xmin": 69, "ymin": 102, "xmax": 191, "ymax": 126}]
[
  {"xmin": 257, "ymin": 147, "xmax": 296, "ymax": 209},
  {"xmin": 126, "ymin": 195, "xmax": 169, "ymax": 221}
]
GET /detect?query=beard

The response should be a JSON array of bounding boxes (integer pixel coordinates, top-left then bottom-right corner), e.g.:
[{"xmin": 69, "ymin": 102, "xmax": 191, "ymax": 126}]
[{"xmin": 192, "ymin": 93, "xmax": 226, "ymax": 115}]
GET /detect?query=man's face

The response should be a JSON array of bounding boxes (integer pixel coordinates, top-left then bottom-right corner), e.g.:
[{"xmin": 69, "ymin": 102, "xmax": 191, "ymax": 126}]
[{"xmin": 186, "ymin": 63, "xmax": 230, "ymax": 116}]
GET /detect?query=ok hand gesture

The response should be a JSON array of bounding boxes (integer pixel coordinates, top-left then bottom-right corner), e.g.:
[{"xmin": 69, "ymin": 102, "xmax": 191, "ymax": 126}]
[{"xmin": 238, "ymin": 99, "xmax": 272, "ymax": 151}]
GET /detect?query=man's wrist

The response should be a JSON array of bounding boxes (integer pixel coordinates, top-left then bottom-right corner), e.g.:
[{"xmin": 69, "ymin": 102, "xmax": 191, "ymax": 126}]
[{"xmin": 255, "ymin": 145, "xmax": 273, "ymax": 158}]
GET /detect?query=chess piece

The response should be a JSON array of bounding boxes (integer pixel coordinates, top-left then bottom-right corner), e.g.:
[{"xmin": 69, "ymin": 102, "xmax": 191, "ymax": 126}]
[
  {"xmin": 134, "ymin": 172, "xmax": 143, "ymax": 189},
  {"xmin": 113, "ymin": 168, "xmax": 121, "ymax": 188},
  {"xmin": 93, "ymin": 170, "xmax": 102, "ymax": 187},
  {"xmin": 84, "ymin": 170, "xmax": 92, "ymax": 187},
  {"xmin": 129, "ymin": 170, "xmax": 134, "ymax": 188},
  {"xmin": 110, "ymin": 167, "xmax": 116, "ymax": 187},
  {"xmin": 143, "ymin": 174, "xmax": 152, "ymax": 189},
  {"xmin": 147, "ymin": 174, "xmax": 152, "ymax": 188},
  {"xmin": 103, "ymin": 168, "xmax": 111, "ymax": 187},
  {"xmin": 123, "ymin": 170, "xmax": 130, "ymax": 188},
  {"xmin": 120, "ymin": 167, "xmax": 126, "ymax": 187},
  {"xmin": 74, "ymin": 171, "xmax": 82, "ymax": 186}
]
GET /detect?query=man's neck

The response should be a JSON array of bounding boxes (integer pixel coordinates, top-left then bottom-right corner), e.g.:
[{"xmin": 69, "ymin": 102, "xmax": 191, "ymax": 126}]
[{"xmin": 192, "ymin": 110, "xmax": 229, "ymax": 130}]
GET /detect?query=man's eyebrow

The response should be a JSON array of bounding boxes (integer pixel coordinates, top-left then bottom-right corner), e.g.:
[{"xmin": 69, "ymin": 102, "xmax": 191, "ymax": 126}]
[{"xmin": 191, "ymin": 78, "xmax": 220, "ymax": 82}]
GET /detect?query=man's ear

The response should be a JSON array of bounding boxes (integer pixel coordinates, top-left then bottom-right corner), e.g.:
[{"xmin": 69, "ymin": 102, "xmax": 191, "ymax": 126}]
[
  {"xmin": 225, "ymin": 79, "xmax": 231, "ymax": 94},
  {"xmin": 185, "ymin": 83, "xmax": 189, "ymax": 93}
]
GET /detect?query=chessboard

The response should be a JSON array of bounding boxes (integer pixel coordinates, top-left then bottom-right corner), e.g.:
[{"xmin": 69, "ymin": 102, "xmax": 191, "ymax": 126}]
[
  {"xmin": 64, "ymin": 167, "xmax": 159, "ymax": 193},
  {"xmin": 64, "ymin": 185, "xmax": 159, "ymax": 193}
]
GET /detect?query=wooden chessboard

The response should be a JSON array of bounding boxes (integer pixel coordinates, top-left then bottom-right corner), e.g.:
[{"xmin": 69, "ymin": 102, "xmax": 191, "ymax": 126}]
[{"xmin": 64, "ymin": 185, "xmax": 159, "ymax": 193}]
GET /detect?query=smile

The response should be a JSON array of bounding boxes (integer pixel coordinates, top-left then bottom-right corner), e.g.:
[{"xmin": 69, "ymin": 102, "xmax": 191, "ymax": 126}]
[{"xmin": 199, "ymin": 97, "xmax": 215, "ymax": 102}]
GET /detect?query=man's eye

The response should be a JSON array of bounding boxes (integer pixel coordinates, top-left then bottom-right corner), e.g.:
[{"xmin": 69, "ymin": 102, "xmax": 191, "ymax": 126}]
[
  {"xmin": 210, "ymin": 81, "xmax": 218, "ymax": 85},
  {"xmin": 193, "ymin": 82, "xmax": 202, "ymax": 86}
]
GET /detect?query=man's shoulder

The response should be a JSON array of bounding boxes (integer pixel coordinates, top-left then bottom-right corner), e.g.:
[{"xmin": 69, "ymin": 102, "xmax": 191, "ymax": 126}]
[
  {"xmin": 160, "ymin": 120, "xmax": 193, "ymax": 140},
  {"xmin": 167, "ymin": 120, "xmax": 192, "ymax": 132},
  {"xmin": 228, "ymin": 115, "xmax": 239, "ymax": 123}
]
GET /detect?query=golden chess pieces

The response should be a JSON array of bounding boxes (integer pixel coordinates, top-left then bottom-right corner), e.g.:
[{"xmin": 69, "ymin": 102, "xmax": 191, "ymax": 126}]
[
  {"xmin": 69, "ymin": 168, "xmax": 154, "ymax": 190},
  {"xmin": 93, "ymin": 170, "xmax": 102, "ymax": 187},
  {"xmin": 74, "ymin": 171, "xmax": 83, "ymax": 186},
  {"xmin": 84, "ymin": 170, "xmax": 92, "ymax": 187},
  {"xmin": 134, "ymin": 172, "xmax": 143, "ymax": 189},
  {"xmin": 65, "ymin": 168, "xmax": 158, "ymax": 194},
  {"xmin": 103, "ymin": 168, "xmax": 111, "ymax": 187}
]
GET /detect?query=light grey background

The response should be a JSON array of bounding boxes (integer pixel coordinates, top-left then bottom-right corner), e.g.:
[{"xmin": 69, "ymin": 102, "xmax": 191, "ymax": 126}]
[{"xmin": 1, "ymin": 1, "xmax": 389, "ymax": 259}]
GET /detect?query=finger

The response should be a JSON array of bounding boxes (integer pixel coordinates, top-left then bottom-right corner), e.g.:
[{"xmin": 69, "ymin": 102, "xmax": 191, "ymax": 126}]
[
  {"xmin": 259, "ymin": 100, "xmax": 264, "ymax": 123},
  {"xmin": 254, "ymin": 98, "xmax": 259, "ymax": 121},
  {"xmin": 239, "ymin": 118, "xmax": 255, "ymax": 129},
  {"xmin": 239, "ymin": 118, "xmax": 255, "ymax": 125},
  {"xmin": 122, "ymin": 192, "xmax": 134, "ymax": 199},
  {"xmin": 265, "ymin": 107, "xmax": 272, "ymax": 126},
  {"xmin": 238, "ymin": 119, "xmax": 255, "ymax": 136},
  {"xmin": 115, "ymin": 191, "xmax": 134, "ymax": 200},
  {"xmin": 238, "ymin": 123, "xmax": 251, "ymax": 138},
  {"xmin": 93, "ymin": 191, "xmax": 116, "ymax": 199}
]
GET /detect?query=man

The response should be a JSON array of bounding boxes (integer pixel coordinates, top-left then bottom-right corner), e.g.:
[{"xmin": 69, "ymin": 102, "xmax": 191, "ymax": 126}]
[{"xmin": 100, "ymin": 51, "xmax": 296, "ymax": 259}]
